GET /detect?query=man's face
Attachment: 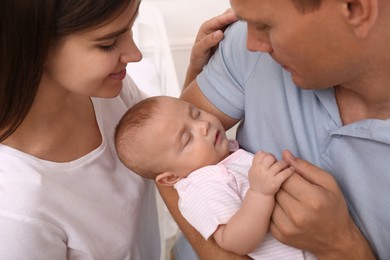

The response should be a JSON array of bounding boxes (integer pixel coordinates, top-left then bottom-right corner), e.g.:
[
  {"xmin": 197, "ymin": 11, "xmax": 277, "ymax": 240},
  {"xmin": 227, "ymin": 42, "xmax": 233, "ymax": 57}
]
[{"xmin": 230, "ymin": 0, "xmax": 360, "ymax": 90}]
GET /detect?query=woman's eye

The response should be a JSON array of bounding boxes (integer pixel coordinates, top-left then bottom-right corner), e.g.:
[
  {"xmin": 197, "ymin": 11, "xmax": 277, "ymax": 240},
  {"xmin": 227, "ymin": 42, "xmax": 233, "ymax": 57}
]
[{"xmin": 99, "ymin": 41, "xmax": 117, "ymax": 52}]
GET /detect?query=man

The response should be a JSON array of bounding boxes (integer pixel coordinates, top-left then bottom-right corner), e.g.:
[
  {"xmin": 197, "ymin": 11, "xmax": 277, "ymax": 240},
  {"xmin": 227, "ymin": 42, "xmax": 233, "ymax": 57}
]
[{"xmin": 159, "ymin": 0, "xmax": 389, "ymax": 258}]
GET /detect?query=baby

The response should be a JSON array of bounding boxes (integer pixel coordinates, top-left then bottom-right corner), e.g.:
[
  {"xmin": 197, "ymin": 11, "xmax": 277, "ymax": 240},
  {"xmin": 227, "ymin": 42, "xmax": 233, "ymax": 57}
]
[{"xmin": 115, "ymin": 96, "xmax": 315, "ymax": 259}]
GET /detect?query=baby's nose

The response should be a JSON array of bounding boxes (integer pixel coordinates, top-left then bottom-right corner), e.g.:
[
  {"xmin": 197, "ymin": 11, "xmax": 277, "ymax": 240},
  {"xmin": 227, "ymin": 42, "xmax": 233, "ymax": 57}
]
[{"xmin": 197, "ymin": 120, "xmax": 209, "ymax": 135}]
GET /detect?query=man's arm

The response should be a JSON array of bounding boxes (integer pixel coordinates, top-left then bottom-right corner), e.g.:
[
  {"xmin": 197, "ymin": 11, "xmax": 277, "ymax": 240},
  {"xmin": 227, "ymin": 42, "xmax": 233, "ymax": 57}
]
[
  {"xmin": 181, "ymin": 80, "xmax": 239, "ymax": 130},
  {"xmin": 158, "ymin": 10, "xmax": 246, "ymax": 258},
  {"xmin": 158, "ymin": 83, "xmax": 244, "ymax": 259},
  {"xmin": 183, "ymin": 10, "xmax": 237, "ymax": 88},
  {"xmin": 270, "ymin": 150, "xmax": 376, "ymax": 259}
]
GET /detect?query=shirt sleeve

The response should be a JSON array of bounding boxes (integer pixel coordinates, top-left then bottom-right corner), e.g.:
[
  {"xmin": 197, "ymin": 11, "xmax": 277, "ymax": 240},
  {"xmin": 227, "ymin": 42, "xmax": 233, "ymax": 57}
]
[
  {"xmin": 176, "ymin": 165, "xmax": 242, "ymax": 240},
  {"xmin": 196, "ymin": 21, "xmax": 262, "ymax": 119},
  {"xmin": 0, "ymin": 211, "xmax": 67, "ymax": 260}
]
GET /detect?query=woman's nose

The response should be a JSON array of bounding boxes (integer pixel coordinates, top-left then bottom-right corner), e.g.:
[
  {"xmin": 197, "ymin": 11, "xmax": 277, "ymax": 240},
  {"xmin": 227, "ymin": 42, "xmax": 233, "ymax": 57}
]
[{"xmin": 120, "ymin": 34, "xmax": 143, "ymax": 63}]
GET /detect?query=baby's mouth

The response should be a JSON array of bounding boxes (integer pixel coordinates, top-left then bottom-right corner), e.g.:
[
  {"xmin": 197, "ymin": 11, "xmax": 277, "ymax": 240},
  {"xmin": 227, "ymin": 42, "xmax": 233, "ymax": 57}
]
[{"xmin": 214, "ymin": 130, "xmax": 220, "ymax": 145}]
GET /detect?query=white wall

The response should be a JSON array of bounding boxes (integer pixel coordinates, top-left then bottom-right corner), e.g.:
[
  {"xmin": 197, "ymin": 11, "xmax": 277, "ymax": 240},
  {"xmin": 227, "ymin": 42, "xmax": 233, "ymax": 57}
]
[{"xmin": 143, "ymin": 0, "xmax": 231, "ymax": 86}]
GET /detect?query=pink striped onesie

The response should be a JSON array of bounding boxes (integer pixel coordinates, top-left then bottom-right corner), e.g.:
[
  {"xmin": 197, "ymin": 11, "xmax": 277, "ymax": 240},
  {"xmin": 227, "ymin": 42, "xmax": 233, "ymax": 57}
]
[{"xmin": 174, "ymin": 145, "xmax": 316, "ymax": 259}]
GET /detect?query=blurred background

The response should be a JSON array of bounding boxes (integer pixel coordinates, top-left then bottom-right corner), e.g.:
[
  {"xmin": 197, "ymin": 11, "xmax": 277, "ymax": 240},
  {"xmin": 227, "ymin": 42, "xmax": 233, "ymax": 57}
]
[{"xmin": 141, "ymin": 0, "xmax": 230, "ymax": 86}]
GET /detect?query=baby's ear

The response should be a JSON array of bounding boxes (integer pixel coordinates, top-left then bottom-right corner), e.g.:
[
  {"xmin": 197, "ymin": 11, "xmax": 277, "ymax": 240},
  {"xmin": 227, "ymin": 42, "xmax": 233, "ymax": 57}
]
[{"xmin": 155, "ymin": 172, "xmax": 181, "ymax": 186}]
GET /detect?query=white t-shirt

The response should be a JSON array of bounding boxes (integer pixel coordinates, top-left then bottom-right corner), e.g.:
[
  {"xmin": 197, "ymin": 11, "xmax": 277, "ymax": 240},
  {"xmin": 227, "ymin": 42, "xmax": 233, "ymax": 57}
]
[{"xmin": 0, "ymin": 76, "xmax": 160, "ymax": 260}]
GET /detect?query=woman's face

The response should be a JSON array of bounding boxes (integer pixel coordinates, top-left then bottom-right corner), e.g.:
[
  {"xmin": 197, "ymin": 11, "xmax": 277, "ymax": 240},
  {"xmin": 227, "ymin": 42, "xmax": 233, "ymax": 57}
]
[{"xmin": 43, "ymin": 0, "xmax": 141, "ymax": 98}]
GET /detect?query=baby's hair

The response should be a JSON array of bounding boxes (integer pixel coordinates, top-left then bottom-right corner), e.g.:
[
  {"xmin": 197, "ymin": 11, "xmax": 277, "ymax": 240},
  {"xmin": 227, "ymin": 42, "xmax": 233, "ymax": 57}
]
[{"xmin": 115, "ymin": 96, "xmax": 163, "ymax": 179}]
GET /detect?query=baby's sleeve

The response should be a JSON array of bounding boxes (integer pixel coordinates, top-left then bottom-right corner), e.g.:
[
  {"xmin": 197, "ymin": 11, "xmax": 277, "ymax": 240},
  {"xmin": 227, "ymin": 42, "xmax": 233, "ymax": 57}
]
[{"xmin": 176, "ymin": 165, "xmax": 242, "ymax": 240}]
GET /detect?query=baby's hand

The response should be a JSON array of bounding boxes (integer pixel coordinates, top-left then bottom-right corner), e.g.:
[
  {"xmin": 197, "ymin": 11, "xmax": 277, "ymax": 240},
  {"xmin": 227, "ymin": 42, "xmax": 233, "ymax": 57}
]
[{"xmin": 248, "ymin": 151, "xmax": 294, "ymax": 196}]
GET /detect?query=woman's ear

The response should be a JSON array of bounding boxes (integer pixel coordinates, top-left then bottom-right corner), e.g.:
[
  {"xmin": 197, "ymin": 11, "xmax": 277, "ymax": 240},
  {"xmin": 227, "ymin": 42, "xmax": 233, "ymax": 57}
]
[
  {"xmin": 155, "ymin": 172, "xmax": 181, "ymax": 186},
  {"xmin": 342, "ymin": 0, "xmax": 378, "ymax": 38}
]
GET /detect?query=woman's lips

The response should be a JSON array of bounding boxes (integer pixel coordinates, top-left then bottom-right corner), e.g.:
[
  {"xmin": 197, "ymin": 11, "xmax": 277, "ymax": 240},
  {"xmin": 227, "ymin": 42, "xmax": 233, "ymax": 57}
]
[{"xmin": 109, "ymin": 69, "xmax": 127, "ymax": 80}]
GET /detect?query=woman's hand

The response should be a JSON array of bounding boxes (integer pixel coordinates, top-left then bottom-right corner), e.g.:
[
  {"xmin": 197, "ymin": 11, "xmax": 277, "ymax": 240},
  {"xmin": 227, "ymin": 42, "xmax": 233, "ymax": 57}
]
[
  {"xmin": 184, "ymin": 9, "xmax": 238, "ymax": 87},
  {"xmin": 270, "ymin": 150, "xmax": 375, "ymax": 259}
]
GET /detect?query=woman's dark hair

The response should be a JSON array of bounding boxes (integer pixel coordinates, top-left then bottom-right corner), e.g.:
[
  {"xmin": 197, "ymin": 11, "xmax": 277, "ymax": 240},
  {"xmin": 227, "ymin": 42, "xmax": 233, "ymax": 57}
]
[{"xmin": 0, "ymin": 0, "xmax": 133, "ymax": 142}]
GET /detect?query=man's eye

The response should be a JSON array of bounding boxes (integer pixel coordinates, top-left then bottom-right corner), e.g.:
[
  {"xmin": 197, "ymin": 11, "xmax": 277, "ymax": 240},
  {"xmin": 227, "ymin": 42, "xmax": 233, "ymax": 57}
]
[{"xmin": 254, "ymin": 21, "xmax": 270, "ymax": 31}]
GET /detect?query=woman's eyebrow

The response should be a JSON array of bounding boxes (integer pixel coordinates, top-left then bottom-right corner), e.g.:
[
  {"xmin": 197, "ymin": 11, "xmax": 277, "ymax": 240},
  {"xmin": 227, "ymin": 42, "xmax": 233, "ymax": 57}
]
[{"xmin": 94, "ymin": 26, "xmax": 131, "ymax": 41}]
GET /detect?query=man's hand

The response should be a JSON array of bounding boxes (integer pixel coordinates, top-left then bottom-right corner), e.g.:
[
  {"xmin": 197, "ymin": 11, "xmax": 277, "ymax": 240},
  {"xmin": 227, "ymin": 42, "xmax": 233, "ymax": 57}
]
[
  {"xmin": 270, "ymin": 150, "xmax": 375, "ymax": 259},
  {"xmin": 184, "ymin": 9, "xmax": 238, "ymax": 87}
]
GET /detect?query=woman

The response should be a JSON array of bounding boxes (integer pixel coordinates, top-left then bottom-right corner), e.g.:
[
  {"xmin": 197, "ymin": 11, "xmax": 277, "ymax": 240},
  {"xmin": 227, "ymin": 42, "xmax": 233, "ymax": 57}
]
[{"xmin": 0, "ymin": 0, "xmax": 236, "ymax": 258}]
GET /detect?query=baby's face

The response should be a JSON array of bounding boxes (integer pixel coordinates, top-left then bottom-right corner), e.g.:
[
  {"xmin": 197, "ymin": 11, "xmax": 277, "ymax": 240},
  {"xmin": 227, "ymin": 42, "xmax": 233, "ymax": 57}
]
[{"xmin": 143, "ymin": 97, "xmax": 230, "ymax": 177}]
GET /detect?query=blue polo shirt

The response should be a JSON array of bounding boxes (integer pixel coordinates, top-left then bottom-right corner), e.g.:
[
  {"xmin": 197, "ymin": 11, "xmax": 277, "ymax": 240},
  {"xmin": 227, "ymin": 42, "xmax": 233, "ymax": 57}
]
[{"xmin": 197, "ymin": 21, "xmax": 390, "ymax": 259}]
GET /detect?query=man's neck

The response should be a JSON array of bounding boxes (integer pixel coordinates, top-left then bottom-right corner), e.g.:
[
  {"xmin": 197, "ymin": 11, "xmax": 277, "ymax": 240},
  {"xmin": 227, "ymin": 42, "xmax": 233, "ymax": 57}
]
[{"xmin": 335, "ymin": 84, "xmax": 390, "ymax": 125}]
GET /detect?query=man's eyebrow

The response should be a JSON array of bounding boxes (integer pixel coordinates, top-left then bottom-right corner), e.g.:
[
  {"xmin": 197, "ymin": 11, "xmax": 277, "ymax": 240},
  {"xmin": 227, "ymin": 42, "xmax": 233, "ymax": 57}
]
[
  {"xmin": 234, "ymin": 13, "xmax": 261, "ymax": 24},
  {"xmin": 94, "ymin": 2, "xmax": 140, "ymax": 41}
]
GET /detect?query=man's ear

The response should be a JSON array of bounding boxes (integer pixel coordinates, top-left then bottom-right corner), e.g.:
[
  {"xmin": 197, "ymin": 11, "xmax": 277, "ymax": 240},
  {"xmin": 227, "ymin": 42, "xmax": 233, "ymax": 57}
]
[
  {"xmin": 155, "ymin": 172, "xmax": 181, "ymax": 186},
  {"xmin": 342, "ymin": 0, "xmax": 378, "ymax": 38}
]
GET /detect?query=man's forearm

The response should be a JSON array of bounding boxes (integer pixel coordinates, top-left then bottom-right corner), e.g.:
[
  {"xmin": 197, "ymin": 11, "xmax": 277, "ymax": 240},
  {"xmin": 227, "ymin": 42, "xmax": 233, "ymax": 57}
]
[{"xmin": 316, "ymin": 219, "xmax": 376, "ymax": 260}]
